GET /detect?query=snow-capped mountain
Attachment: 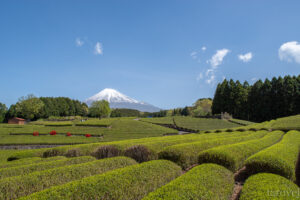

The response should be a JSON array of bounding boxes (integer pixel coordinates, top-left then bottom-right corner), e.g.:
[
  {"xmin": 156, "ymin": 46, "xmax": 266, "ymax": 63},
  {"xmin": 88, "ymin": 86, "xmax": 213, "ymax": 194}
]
[{"xmin": 85, "ymin": 88, "xmax": 161, "ymax": 112}]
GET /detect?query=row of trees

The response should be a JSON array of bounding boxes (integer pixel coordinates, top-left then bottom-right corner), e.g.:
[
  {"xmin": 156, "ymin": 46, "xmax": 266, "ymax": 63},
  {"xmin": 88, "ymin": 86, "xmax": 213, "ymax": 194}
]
[
  {"xmin": 212, "ymin": 75, "xmax": 300, "ymax": 122},
  {"xmin": 5, "ymin": 95, "xmax": 89, "ymax": 120}
]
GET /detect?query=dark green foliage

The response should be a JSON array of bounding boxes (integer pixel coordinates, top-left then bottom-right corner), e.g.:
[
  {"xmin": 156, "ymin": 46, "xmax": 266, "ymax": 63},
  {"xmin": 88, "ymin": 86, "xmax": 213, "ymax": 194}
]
[
  {"xmin": 88, "ymin": 100, "xmax": 111, "ymax": 118},
  {"xmin": 65, "ymin": 148, "xmax": 82, "ymax": 157},
  {"xmin": 6, "ymin": 96, "xmax": 88, "ymax": 120},
  {"xmin": 124, "ymin": 145, "xmax": 155, "ymax": 163},
  {"xmin": 92, "ymin": 145, "xmax": 121, "ymax": 159},
  {"xmin": 212, "ymin": 74, "xmax": 300, "ymax": 122},
  {"xmin": 245, "ymin": 130, "xmax": 300, "ymax": 181},
  {"xmin": 296, "ymin": 151, "xmax": 300, "ymax": 186},
  {"xmin": 110, "ymin": 108, "xmax": 141, "ymax": 117},
  {"xmin": 21, "ymin": 160, "xmax": 181, "ymax": 200},
  {"xmin": 143, "ymin": 164, "xmax": 234, "ymax": 200},
  {"xmin": 240, "ymin": 173, "xmax": 299, "ymax": 200},
  {"xmin": 43, "ymin": 149, "xmax": 64, "ymax": 158},
  {"xmin": 0, "ymin": 156, "xmax": 95, "ymax": 179},
  {"xmin": 198, "ymin": 131, "xmax": 283, "ymax": 171},
  {"xmin": 0, "ymin": 157, "xmax": 137, "ymax": 200},
  {"xmin": 0, "ymin": 102, "xmax": 7, "ymax": 123}
]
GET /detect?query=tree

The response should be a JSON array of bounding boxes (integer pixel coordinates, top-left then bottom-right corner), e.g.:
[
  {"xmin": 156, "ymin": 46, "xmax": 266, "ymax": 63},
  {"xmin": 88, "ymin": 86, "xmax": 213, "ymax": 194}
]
[
  {"xmin": 88, "ymin": 100, "xmax": 111, "ymax": 118},
  {"xmin": 181, "ymin": 106, "xmax": 190, "ymax": 116},
  {"xmin": 15, "ymin": 94, "xmax": 45, "ymax": 120},
  {"xmin": 0, "ymin": 102, "xmax": 7, "ymax": 123}
]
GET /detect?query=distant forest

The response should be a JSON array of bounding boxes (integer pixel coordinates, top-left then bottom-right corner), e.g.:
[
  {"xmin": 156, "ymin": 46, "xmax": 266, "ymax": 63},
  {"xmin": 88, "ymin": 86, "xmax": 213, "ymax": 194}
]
[
  {"xmin": 212, "ymin": 74, "xmax": 300, "ymax": 122},
  {"xmin": 6, "ymin": 97, "xmax": 88, "ymax": 120}
]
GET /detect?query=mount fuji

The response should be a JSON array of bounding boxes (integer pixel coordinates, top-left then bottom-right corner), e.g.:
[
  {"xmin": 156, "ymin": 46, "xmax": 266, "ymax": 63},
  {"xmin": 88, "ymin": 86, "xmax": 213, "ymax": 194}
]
[{"xmin": 85, "ymin": 88, "xmax": 161, "ymax": 112}]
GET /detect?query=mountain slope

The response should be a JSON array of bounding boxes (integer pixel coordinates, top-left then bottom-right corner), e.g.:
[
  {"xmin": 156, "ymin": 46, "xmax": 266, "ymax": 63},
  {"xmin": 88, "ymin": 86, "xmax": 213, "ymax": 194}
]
[{"xmin": 86, "ymin": 88, "xmax": 161, "ymax": 112}]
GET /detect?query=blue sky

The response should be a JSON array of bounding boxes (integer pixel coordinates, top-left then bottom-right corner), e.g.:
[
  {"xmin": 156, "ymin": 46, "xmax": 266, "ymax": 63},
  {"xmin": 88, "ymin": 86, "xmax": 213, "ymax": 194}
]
[{"xmin": 1, "ymin": 0, "xmax": 300, "ymax": 109}]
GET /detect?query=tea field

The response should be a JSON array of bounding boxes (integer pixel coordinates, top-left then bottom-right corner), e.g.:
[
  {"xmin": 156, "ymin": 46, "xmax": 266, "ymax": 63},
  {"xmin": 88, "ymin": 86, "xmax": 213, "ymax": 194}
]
[{"xmin": 0, "ymin": 115, "xmax": 299, "ymax": 199}]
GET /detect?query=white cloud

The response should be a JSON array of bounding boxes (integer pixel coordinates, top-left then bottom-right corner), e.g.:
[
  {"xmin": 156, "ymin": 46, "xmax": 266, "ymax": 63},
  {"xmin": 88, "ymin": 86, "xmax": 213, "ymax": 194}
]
[
  {"xmin": 190, "ymin": 51, "xmax": 197, "ymax": 59},
  {"xmin": 75, "ymin": 38, "xmax": 84, "ymax": 47},
  {"xmin": 94, "ymin": 42, "xmax": 103, "ymax": 55},
  {"xmin": 251, "ymin": 77, "xmax": 257, "ymax": 82},
  {"xmin": 279, "ymin": 41, "xmax": 300, "ymax": 64},
  {"xmin": 206, "ymin": 74, "xmax": 216, "ymax": 85},
  {"xmin": 208, "ymin": 49, "xmax": 230, "ymax": 68},
  {"xmin": 238, "ymin": 52, "xmax": 253, "ymax": 62},
  {"xmin": 202, "ymin": 46, "xmax": 207, "ymax": 51},
  {"xmin": 197, "ymin": 73, "xmax": 203, "ymax": 81}
]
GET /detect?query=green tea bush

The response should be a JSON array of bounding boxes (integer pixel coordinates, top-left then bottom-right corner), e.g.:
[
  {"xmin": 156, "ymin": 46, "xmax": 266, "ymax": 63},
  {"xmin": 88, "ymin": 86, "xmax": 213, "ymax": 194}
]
[
  {"xmin": 92, "ymin": 145, "xmax": 121, "ymax": 159},
  {"xmin": 42, "ymin": 148, "xmax": 66, "ymax": 158},
  {"xmin": 0, "ymin": 156, "xmax": 95, "ymax": 179},
  {"xmin": 240, "ymin": 173, "xmax": 299, "ymax": 200},
  {"xmin": 124, "ymin": 145, "xmax": 156, "ymax": 162},
  {"xmin": 7, "ymin": 132, "xmax": 230, "ymax": 161},
  {"xmin": 123, "ymin": 131, "xmax": 251, "ymax": 164},
  {"xmin": 143, "ymin": 164, "xmax": 234, "ymax": 200},
  {"xmin": 20, "ymin": 160, "xmax": 182, "ymax": 200},
  {"xmin": 198, "ymin": 131, "xmax": 283, "ymax": 171},
  {"xmin": 159, "ymin": 131, "xmax": 267, "ymax": 169},
  {"xmin": 0, "ymin": 156, "xmax": 65, "ymax": 169},
  {"xmin": 244, "ymin": 130, "xmax": 300, "ymax": 181},
  {"xmin": 0, "ymin": 156, "xmax": 136, "ymax": 200},
  {"xmin": 65, "ymin": 148, "xmax": 82, "ymax": 157}
]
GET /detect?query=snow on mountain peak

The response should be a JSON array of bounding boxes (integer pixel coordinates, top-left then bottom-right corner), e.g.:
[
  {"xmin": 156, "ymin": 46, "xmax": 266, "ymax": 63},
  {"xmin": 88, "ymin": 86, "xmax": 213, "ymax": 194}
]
[
  {"xmin": 85, "ymin": 88, "xmax": 161, "ymax": 112},
  {"xmin": 86, "ymin": 88, "xmax": 139, "ymax": 104}
]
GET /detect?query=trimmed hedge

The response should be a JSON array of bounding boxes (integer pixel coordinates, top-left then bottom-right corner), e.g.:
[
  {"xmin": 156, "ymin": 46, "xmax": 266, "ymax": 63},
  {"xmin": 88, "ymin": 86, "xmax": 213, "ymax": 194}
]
[
  {"xmin": 198, "ymin": 131, "xmax": 283, "ymax": 171},
  {"xmin": 0, "ymin": 156, "xmax": 137, "ymax": 200},
  {"xmin": 21, "ymin": 160, "xmax": 182, "ymax": 200},
  {"xmin": 143, "ymin": 163, "xmax": 234, "ymax": 200},
  {"xmin": 240, "ymin": 173, "xmax": 299, "ymax": 200},
  {"xmin": 0, "ymin": 156, "xmax": 96, "ymax": 179},
  {"xmin": 244, "ymin": 130, "xmax": 300, "ymax": 181},
  {"xmin": 0, "ymin": 156, "xmax": 66, "ymax": 169},
  {"xmin": 123, "ymin": 131, "xmax": 254, "ymax": 163},
  {"xmin": 159, "ymin": 131, "xmax": 267, "ymax": 169},
  {"xmin": 7, "ymin": 132, "xmax": 237, "ymax": 161}
]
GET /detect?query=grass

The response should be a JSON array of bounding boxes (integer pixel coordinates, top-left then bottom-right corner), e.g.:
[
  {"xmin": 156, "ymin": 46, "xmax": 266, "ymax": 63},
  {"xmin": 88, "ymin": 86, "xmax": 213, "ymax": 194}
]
[
  {"xmin": 75, "ymin": 118, "xmax": 118, "ymax": 127},
  {"xmin": 198, "ymin": 131, "xmax": 284, "ymax": 171},
  {"xmin": 173, "ymin": 116, "xmax": 240, "ymax": 131},
  {"xmin": 0, "ymin": 118, "xmax": 177, "ymax": 145},
  {"xmin": 143, "ymin": 163, "xmax": 234, "ymax": 200},
  {"xmin": 159, "ymin": 130, "xmax": 267, "ymax": 169},
  {"xmin": 141, "ymin": 116, "xmax": 241, "ymax": 131},
  {"xmin": 20, "ymin": 160, "xmax": 182, "ymax": 200},
  {"xmin": 244, "ymin": 130, "xmax": 300, "ymax": 181},
  {"xmin": 228, "ymin": 118, "xmax": 255, "ymax": 126},
  {"xmin": 0, "ymin": 156, "xmax": 96, "ymax": 179},
  {"xmin": 0, "ymin": 156, "xmax": 137, "ymax": 200},
  {"xmin": 140, "ymin": 117, "xmax": 174, "ymax": 125},
  {"xmin": 239, "ymin": 173, "xmax": 299, "ymax": 200}
]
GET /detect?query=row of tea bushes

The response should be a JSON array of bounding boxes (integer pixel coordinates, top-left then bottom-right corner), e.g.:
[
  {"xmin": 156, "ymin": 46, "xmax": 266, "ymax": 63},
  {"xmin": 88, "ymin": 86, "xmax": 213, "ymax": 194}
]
[
  {"xmin": 0, "ymin": 156, "xmax": 65, "ymax": 169},
  {"xmin": 121, "ymin": 130, "xmax": 249, "ymax": 163},
  {"xmin": 240, "ymin": 173, "xmax": 299, "ymax": 200},
  {"xmin": 20, "ymin": 160, "xmax": 181, "ymax": 200},
  {"xmin": 244, "ymin": 130, "xmax": 300, "ymax": 181},
  {"xmin": 7, "ymin": 131, "xmax": 241, "ymax": 161},
  {"xmin": 0, "ymin": 156, "xmax": 136, "ymax": 200},
  {"xmin": 0, "ymin": 156, "xmax": 95, "ymax": 179},
  {"xmin": 198, "ymin": 131, "xmax": 284, "ymax": 171},
  {"xmin": 143, "ymin": 164, "xmax": 234, "ymax": 200},
  {"xmin": 159, "ymin": 131, "xmax": 267, "ymax": 169}
]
